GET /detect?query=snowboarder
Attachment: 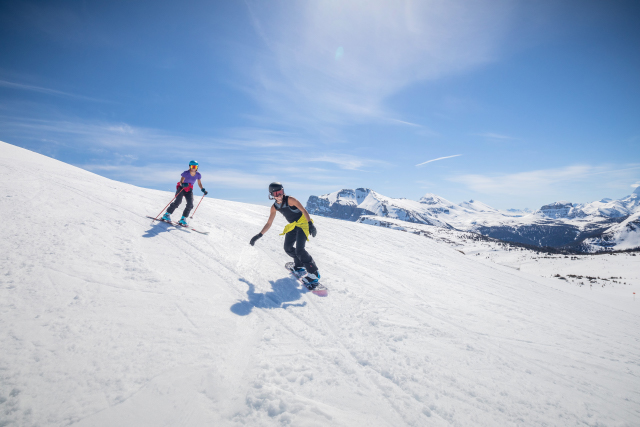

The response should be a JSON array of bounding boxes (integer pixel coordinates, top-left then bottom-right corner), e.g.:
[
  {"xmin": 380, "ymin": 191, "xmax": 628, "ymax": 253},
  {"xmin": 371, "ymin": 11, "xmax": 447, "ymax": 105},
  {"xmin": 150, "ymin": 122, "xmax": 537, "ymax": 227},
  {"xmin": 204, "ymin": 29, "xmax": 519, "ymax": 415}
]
[
  {"xmin": 161, "ymin": 160, "xmax": 207, "ymax": 226},
  {"xmin": 250, "ymin": 182, "xmax": 320, "ymax": 285}
]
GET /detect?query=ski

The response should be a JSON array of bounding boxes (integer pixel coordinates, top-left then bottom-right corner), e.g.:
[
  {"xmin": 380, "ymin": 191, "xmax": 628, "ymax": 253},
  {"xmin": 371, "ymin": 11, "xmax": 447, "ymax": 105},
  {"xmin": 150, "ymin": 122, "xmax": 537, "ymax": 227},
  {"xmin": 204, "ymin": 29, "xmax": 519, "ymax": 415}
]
[
  {"xmin": 285, "ymin": 262, "xmax": 328, "ymax": 296},
  {"xmin": 146, "ymin": 216, "xmax": 209, "ymax": 235}
]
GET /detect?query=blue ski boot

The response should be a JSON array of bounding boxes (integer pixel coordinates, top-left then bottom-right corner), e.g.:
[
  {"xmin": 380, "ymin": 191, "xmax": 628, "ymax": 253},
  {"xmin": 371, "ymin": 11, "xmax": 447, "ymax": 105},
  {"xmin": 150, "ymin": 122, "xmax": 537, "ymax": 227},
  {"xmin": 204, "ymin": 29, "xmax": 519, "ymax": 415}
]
[
  {"xmin": 293, "ymin": 267, "xmax": 306, "ymax": 277},
  {"xmin": 178, "ymin": 216, "xmax": 188, "ymax": 226},
  {"xmin": 161, "ymin": 212, "xmax": 171, "ymax": 221},
  {"xmin": 303, "ymin": 271, "xmax": 321, "ymax": 288}
]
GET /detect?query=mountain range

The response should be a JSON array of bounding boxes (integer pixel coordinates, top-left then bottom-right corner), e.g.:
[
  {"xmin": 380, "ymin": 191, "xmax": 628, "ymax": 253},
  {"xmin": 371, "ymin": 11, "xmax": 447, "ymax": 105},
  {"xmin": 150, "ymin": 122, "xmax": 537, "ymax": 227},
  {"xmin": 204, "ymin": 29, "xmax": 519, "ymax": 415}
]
[{"xmin": 306, "ymin": 187, "xmax": 640, "ymax": 252}]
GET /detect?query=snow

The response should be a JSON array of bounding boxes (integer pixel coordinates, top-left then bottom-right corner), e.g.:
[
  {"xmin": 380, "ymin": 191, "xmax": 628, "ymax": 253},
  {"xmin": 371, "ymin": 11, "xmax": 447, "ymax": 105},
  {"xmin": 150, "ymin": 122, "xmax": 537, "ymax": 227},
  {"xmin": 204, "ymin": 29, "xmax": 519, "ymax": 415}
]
[
  {"xmin": 582, "ymin": 212, "xmax": 640, "ymax": 251},
  {"xmin": 536, "ymin": 201, "xmax": 575, "ymax": 219},
  {"xmin": 458, "ymin": 199, "xmax": 499, "ymax": 213},
  {"xmin": 492, "ymin": 251, "xmax": 640, "ymax": 312},
  {"xmin": 312, "ymin": 188, "xmax": 640, "ymax": 250},
  {"xmin": 572, "ymin": 190, "xmax": 640, "ymax": 220},
  {"xmin": 1, "ymin": 140, "xmax": 640, "ymax": 426},
  {"xmin": 356, "ymin": 215, "xmax": 640, "ymax": 312},
  {"xmin": 316, "ymin": 189, "xmax": 520, "ymax": 228}
]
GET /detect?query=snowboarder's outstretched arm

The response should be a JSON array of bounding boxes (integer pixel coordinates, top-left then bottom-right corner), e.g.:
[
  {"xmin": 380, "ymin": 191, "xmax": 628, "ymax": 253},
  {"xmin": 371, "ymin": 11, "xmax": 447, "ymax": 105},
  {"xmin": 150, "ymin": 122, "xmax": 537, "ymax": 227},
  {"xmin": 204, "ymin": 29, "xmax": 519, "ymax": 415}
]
[
  {"xmin": 259, "ymin": 206, "xmax": 277, "ymax": 234},
  {"xmin": 250, "ymin": 205, "xmax": 277, "ymax": 246}
]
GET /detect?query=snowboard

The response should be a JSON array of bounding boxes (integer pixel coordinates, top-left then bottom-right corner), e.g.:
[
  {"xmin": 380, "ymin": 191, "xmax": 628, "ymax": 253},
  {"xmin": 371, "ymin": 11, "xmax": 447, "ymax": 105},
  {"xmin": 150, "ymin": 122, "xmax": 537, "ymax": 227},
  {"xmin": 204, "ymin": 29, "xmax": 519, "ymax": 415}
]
[
  {"xmin": 285, "ymin": 262, "xmax": 328, "ymax": 296},
  {"xmin": 147, "ymin": 216, "xmax": 209, "ymax": 235}
]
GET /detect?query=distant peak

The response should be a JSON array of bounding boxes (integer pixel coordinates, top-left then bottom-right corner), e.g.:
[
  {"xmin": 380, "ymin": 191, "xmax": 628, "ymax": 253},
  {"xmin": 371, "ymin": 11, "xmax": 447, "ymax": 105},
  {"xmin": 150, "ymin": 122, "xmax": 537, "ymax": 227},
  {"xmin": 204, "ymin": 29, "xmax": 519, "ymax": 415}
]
[
  {"xmin": 419, "ymin": 192, "xmax": 446, "ymax": 201},
  {"xmin": 541, "ymin": 201, "xmax": 572, "ymax": 208},
  {"xmin": 633, "ymin": 185, "xmax": 640, "ymax": 195}
]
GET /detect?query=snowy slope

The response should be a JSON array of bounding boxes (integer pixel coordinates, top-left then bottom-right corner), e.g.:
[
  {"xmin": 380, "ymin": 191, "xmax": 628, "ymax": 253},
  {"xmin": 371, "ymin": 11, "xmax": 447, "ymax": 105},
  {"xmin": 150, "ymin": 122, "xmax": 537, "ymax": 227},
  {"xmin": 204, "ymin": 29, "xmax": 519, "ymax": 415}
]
[
  {"xmin": 1, "ymin": 141, "xmax": 640, "ymax": 427},
  {"xmin": 357, "ymin": 215, "xmax": 640, "ymax": 313},
  {"xmin": 581, "ymin": 211, "xmax": 640, "ymax": 251}
]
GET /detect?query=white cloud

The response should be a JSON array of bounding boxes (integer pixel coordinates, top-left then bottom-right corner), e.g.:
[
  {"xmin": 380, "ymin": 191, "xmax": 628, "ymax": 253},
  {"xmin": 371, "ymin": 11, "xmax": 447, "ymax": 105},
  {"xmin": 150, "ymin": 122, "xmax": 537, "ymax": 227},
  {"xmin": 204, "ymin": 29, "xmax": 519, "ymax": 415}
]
[
  {"xmin": 0, "ymin": 113, "xmax": 387, "ymax": 170},
  {"xmin": 245, "ymin": 0, "xmax": 515, "ymax": 126},
  {"xmin": 0, "ymin": 113, "xmax": 386, "ymax": 198},
  {"xmin": 309, "ymin": 155, "xmax": 389, "ymax": 171},
  {"xmin": 82, "ymin": 164, "xmax": 179, "ymax": 184},
  {"xmin": 205, "ymin": 169, "xmax": 278, "ymax": 189},
  {"xmin": 0, "ymin": 79, "xmax": 107, "ymax": 102},
  {"xmin": 473, "ymin": 132, "xmax": 517, "ymax": 140},
  {"xmin": 0, "ymin": 116, "xmax": 186, "ymax": 149},
  {"xmin": 213, "ymin": 128, "xmax": 307, "ymax": 149},
  {"xmin": 450, "ymin": 164, "xmax": 640, "ymax": 196}
]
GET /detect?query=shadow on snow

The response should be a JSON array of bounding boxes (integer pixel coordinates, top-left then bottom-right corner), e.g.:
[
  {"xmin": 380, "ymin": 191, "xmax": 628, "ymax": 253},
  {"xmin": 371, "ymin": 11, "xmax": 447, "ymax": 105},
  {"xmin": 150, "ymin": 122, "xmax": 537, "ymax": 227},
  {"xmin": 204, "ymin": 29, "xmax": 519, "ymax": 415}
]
[
  {"xmin": 142, "ymin": 220, "xmax": 187, "ymax": 238},
  {"xmin": 231, "ymin": 277, "xmax": 307, "ymax": 316}
]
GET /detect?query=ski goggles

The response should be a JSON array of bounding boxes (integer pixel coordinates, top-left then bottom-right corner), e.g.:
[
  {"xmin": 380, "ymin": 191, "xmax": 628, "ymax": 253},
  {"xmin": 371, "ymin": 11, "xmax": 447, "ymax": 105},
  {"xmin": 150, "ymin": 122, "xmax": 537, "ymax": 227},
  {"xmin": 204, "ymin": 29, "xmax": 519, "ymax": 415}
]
[
  {"xmin": 271, "ymin": 189, "xmax": 284, "ymax": 197},
  {"xmin": 189, "ymin": 165, "xmax": 198, "ymax": 170}
]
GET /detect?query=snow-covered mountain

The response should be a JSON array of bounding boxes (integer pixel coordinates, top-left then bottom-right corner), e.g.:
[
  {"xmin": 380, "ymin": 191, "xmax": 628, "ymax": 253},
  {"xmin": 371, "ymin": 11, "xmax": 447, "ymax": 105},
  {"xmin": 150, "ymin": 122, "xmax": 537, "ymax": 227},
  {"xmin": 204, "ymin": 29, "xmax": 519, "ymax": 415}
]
[
  {"xmin": 3, "ymin": 140, "xmax": 640, "ymax": 426},
  {"xmin": 307, "ymin": 188, "xmax": 640, "ymax": 252},
  {"xmin": 307, "ymin": 189, "xmax": 522, "ymax": 228},
  {"xmin": 457, "ymin": 198, "xmax": 501, "ymax": 213},
  {"xmin": 505, "ymin": 207, "xmax": 533, "ymax": 215},
  {"xmin": 537, "ymin": 201, "xmax": 575, "ymax": 219},
  {"xmin": 306, "ymin": 188, "xmax": 451, "ymax": 228},
  {"xmin": 535, "ymin": 189, "xmax": 640, "ymax": 219},
  {"xmin": 476, "ymin": 188, "xmax": 640, "ymax": 250},
  {"xmin": 580, "ymin": 211, "xmax": 640, "ymax": 251}
]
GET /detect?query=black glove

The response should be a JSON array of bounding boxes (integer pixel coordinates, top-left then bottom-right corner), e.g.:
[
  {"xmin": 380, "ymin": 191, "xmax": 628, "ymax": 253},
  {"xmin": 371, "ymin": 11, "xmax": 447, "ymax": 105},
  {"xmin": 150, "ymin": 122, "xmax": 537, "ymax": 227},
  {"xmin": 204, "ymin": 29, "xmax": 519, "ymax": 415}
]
[
  {"xmin": 250, "ymin": 233, "xmax": 263, "ymax": 246},
  {"xmin": 181, "ymin": 182, "xmax": 190, "ymax": 188},
  {"xmin": 308, "ymin": 222, "xmax": 317, "ymax": 238},
  {"xmin": 201, "ymin": 188, "xmax": 208, "ymax": 195}
]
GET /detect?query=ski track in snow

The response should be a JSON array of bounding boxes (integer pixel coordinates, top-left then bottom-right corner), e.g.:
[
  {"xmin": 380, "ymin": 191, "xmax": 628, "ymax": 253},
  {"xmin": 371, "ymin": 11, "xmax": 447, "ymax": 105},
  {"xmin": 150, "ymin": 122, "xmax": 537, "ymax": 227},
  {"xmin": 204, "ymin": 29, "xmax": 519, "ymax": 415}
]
[{"xmin": 1, "ymin": 141, "xmax": 640, "ymax": 426}]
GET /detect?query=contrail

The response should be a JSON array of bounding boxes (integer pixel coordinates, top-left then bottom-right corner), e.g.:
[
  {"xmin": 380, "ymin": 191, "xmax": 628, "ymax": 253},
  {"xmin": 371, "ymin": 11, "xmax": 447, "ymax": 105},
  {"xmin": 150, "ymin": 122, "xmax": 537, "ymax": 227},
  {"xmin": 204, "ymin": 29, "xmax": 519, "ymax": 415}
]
[{"xmin": 416, "ymin": 154, "xmax": 461, "ymax": 167}]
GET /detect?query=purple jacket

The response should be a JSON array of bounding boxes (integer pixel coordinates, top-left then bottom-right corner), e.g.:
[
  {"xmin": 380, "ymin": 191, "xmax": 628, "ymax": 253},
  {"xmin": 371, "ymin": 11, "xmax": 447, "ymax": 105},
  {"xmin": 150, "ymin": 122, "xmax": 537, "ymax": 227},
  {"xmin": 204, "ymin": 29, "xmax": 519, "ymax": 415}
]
[{"xmin": 181, "ymin": 170, "xmax": 201, "ymax": 185}]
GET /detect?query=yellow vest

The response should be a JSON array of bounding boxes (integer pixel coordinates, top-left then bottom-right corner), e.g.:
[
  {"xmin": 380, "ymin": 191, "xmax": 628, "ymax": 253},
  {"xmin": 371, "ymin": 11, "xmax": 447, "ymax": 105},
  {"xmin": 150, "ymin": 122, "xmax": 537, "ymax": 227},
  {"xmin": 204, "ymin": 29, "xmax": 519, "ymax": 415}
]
[{"xmin": 279, "ymin": 216, "xmax": 314, "ymax": 241}]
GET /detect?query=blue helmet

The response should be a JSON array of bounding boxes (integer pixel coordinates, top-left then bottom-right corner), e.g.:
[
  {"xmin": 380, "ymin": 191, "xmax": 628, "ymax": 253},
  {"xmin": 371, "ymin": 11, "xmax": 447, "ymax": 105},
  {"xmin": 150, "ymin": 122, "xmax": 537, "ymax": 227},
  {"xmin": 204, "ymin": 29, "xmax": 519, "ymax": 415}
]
[{"xmin": 189, "ymin": 160, "xmax": 198, "ymax": 170}]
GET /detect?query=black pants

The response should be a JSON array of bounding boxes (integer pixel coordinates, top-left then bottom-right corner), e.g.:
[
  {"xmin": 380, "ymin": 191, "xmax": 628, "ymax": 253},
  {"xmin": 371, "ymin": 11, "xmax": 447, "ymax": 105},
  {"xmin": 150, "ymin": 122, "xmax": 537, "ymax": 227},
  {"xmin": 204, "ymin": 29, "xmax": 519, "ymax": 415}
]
[
  {"xmin": 167, "ymin": 189, "xmax": 194, "ymax": 218},
  {"xmin": 284, "ymin": 227, "xmax": 318, "ymax": 274}
]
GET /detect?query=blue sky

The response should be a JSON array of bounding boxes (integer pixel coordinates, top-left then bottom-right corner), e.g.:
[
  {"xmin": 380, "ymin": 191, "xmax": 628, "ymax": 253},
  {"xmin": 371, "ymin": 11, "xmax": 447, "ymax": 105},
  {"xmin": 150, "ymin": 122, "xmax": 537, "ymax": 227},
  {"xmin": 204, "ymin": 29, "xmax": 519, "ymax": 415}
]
[{"xmin": 1, "ymin": 0, "xmax": 639, "ymax": 209}]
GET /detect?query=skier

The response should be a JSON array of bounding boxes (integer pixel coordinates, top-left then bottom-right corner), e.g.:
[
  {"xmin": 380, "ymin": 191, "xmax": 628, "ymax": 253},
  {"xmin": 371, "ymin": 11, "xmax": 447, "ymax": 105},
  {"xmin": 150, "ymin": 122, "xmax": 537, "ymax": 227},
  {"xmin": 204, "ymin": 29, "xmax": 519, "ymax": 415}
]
[
  {"xmin": 161, "ymin": 160, "xmax": 207, "ymax": 226},
  {"xmin": 250, "ymin": 182, "xmax": 320, "ymax": 286}
]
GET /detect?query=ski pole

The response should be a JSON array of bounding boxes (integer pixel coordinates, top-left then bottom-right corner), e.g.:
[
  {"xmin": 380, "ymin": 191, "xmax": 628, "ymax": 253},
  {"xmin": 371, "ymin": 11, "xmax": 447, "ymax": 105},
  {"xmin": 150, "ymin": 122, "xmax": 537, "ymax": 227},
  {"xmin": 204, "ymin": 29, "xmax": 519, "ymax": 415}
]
[
  {"xmin": 154, "ymin": 188, "xmax": 184, "ymax": 220},
  {"xmin": 190, "ymin": 193, "xmax": 206, "ymax": 219}
]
